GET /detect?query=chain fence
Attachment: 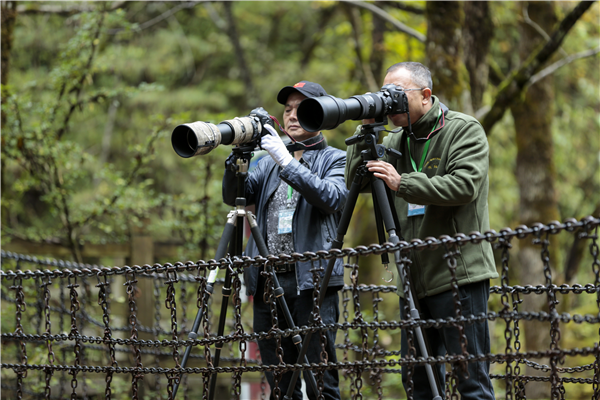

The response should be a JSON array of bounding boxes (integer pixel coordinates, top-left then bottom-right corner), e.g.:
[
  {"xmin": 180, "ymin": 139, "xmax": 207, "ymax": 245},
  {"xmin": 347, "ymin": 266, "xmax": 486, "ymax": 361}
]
[{"xmin": 1, "ymin": 217, "xmax": 599, "ymax": 399}]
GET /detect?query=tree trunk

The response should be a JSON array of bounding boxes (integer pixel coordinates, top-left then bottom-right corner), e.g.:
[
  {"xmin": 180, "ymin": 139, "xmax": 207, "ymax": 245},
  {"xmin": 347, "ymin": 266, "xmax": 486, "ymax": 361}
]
[
  {"xmin": 425, "ymin": 1, "xmax": 471, "ymax": 113},
  {"xmin": 223, "ymin": 2, "xmax": 260, "ymax": 109},
  {"xmin": 1, "ymin": 0, "xmax": 17, "ymax": 130},
  {"xmin": 370, "ymin": 13, "xmax": 387, "ymax": 84},
  {"xmin": 462, "ymin": 1, "xmax": 493, "ymax": 113},
  {"xmin": 509, "ymin": 2, "xmax": 561, "ymax": 398},
  {"xmin": 1, "ymin": 1, "xmax": 17, "ymax": 226}
]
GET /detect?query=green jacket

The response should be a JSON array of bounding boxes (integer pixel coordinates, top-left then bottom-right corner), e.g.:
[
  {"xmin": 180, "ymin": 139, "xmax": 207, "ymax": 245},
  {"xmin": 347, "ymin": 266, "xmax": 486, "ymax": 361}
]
[{"xmin": 345, "ymin": 95, "xmax": 498, "ymax": 298}]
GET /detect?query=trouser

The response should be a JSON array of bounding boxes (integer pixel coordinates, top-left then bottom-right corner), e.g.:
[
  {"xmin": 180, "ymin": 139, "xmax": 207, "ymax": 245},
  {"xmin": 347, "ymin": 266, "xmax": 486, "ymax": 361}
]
[
  {"xmin": 253, "ymin": 270, "xmax": 341, "ymax": 400},
  {"xmin": 400, "ymin": 280, "xmax": 495, "ymax": 400}
]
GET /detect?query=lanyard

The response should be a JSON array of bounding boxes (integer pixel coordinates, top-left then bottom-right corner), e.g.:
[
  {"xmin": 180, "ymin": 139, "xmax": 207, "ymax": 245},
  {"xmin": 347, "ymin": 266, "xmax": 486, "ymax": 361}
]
[
  {"xmin": 287, "ymin": 185, "xmax": 293, "ymax": 200},
  {"xmin": 407, "ymin": 108, "xmax": 442, "ymax": 172}
]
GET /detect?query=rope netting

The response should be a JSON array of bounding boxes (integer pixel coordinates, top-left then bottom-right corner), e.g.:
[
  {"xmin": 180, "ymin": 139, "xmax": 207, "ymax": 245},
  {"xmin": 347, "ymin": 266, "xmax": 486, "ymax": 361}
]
[{"xmin": 1, "ymin": 217, "xmax": 599, "ymax": 399}]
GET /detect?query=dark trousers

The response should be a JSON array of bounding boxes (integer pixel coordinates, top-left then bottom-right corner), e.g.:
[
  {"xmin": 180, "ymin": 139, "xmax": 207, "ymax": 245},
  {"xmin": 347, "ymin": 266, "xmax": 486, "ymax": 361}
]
[
  {"xmin": 254, "ymin": 271, "xmax": 341, "ymax": 400},
  {"xmin": 400, "ymin": 280, "xmax": 495, "ymax": 400}
]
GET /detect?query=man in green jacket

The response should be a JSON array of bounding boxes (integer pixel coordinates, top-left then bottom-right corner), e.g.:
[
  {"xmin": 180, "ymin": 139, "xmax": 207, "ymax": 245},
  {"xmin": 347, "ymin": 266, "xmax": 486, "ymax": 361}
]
[{"xmin": 345, "ymin": 61, "xmax": 498, "ymax": 399}]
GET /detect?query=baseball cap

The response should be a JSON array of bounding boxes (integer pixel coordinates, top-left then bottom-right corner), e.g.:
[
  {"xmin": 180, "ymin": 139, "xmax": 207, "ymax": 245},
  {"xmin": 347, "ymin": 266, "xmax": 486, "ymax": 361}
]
[{"xmin": 277, "ymin": 81, "xmax": 328, "ymax": 105}]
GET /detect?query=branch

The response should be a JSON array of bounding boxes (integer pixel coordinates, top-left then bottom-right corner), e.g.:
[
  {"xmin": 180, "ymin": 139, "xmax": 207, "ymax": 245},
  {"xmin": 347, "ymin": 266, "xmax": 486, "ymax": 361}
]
[
  {"xmin": 340, "ymin": 0, "xmax": 425, "ymax": 42},
  {"xmin": 107, "ymin": 1, "xmax": 201, "ymax": 34},
  {"xmin": 380, "ymin": 1, "xmax": 424, "ymax": 15},
  {"xmin": 343, "ymin": 3, "xmax": 379, "ymax": 92},
  {"xmin": 564, "ymin": 202, "xmax": 600, "ymax": 282},
  {"xmin": 529, "ymin": 46, "xmax": 600, "ymax": 86},
  {"xmin": 78, "ymin": 120, "xmax": 169, "ymax": 230},
  {"xmin": 480, "ymin": 0, "xmax": 596, "ymax": 134},
  {"xmin": 223, "ymin": 2, "xmax": 260, "ymax": 107},
  {"xmin": 300, "ymin": 6, "xmax": 337, "ymax": 68},
  {"xmin": 17, "ymin": 1, "xmax": 126, "ymax": 15},
  {"xmin": 161, "ymin": 2, "xmax": 196, "ymax": 84},
  {"xmin": 56, "ymin": 12, "xmax": 107, "ymax": 140},
  {"xmin": 522, "ymin": 3, "xmax": 568, "ymax": 58}
]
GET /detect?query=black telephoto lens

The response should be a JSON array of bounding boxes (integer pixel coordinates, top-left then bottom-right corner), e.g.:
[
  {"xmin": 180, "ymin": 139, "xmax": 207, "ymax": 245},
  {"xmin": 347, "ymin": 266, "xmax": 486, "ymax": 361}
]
[{"xmin": 297, "ymin": 85, "xmax": 407, "ymax": 132}]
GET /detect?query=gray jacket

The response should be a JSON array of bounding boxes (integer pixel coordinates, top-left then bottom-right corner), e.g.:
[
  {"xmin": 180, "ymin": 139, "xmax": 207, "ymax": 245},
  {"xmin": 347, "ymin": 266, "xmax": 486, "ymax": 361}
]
[{"xmin": 222, "ymin": 146, "xmax": 348, "ymax": 296}]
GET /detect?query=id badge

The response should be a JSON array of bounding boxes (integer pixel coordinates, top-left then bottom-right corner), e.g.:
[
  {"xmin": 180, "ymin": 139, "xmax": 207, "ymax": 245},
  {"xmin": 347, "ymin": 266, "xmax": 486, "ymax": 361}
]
[
  {"xmin": 408, "ymin": 203, "xmax": 425, "ymax": 217},
  {"xmin": 278, "ymin": 208, "xmax": 295, "ymax": 234}
]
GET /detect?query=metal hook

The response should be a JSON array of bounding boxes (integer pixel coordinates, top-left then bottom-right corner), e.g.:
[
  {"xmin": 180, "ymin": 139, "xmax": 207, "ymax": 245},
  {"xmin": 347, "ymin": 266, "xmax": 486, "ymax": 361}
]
[{"xmin": 382, "ymin": 264, "xmax": 394, "ymax": 283}]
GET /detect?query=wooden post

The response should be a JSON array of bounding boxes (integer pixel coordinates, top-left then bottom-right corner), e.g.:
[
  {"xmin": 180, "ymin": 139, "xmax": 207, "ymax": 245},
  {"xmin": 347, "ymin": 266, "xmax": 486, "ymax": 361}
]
[{"xmin": 129, "ymin": 218, "xmax": 155, "ymax": 340}]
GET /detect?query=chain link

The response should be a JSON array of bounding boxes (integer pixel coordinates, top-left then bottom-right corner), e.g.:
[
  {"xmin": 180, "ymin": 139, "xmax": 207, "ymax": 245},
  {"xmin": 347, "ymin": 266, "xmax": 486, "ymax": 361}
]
[{"xmin": 1, "ymin": 217, "xmax": 599, "ymax": 399}]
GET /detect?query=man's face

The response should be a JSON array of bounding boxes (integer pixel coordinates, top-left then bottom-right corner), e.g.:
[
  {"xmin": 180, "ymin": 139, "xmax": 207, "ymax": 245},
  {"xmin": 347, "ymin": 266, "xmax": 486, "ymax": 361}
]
[
  {"xmin": 383, "ymin": 68, "xmax": 430, "ymax": 128},
  {"xmin": 283, "ymin": 92, "xmax": 318, "ymax": 142}
]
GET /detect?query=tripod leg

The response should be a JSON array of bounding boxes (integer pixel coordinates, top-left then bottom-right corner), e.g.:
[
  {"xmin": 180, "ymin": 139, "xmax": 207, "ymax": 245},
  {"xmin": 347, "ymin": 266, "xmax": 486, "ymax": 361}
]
[
  {"xmin": 208, "ymin": 210, "xmax": 245, "ymax": 399},
  {"xmin": 285, "ymin": 173, "xmax": 364, "ymax": 399},
  {"xmin": 245, "ymin": 212, "xmax": 320, "ymax": 396},
  {"xmin": 370, "ymin": 178, "xmax": 443, "ymax": 400},
  {"xmin": 173, "ymin": 211, "xmax": 237, "ymax": 399},
  {"xmin": 372, "ymin": 187, "xmax": 391, "ymax": 271}
]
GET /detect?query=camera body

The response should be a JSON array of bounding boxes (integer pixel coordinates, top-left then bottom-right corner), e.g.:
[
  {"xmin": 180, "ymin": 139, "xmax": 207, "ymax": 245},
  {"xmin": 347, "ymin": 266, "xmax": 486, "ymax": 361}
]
[
  {"xmin": 297, "ymin": 84, "xmax": 408, "ymax": 132},
  {"xmin": 171, "ymin": 107, "xmax": 273, "ymax": 158}
]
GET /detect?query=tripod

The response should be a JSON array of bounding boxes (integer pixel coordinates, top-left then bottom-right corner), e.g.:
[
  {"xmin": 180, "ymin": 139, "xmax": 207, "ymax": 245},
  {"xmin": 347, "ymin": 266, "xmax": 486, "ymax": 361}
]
[
  {"xmin": 173, "ymin": 145, "xmax": 319, "ymax": 399},
  {"xmin": 284, "ymin": 121, "xmax": 443, "ymax": 400}
]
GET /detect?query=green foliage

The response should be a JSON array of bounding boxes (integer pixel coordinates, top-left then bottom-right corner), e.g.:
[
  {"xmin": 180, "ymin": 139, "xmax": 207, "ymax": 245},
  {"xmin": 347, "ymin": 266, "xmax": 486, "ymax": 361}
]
[{"xmin": 1, "ymin": 3, "xmax": 599, "ymax": 396}]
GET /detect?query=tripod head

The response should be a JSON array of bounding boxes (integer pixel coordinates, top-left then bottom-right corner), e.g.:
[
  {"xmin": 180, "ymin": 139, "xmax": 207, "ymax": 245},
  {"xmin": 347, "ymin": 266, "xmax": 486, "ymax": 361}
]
[{"xmin": 345, "ymin": 119, "xmax": 403, "ymax": 165}]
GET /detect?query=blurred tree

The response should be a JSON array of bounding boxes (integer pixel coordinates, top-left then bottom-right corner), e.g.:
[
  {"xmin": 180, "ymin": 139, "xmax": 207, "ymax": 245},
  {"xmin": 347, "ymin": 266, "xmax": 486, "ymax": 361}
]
[
  {"xmin": 510, "ymin": 3, "xmax": 560, "ymax": 396},
  {"xmin": 1, "ymin": 0, "xmax": 597, "ymax": 285}
]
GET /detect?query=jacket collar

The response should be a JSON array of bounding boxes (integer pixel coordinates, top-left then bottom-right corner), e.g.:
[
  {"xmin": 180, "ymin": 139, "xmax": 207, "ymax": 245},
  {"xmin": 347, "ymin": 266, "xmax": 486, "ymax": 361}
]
[{"xmin": 407, "ymin": 95, "xmax": 446, "ymax": 140}]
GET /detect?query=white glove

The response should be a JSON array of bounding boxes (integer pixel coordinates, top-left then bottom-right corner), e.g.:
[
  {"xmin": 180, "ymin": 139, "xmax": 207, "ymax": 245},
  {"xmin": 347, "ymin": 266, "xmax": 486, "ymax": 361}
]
[{"xmin": 261, "ymin": 125, "xmax": 293, "ymax": 167}]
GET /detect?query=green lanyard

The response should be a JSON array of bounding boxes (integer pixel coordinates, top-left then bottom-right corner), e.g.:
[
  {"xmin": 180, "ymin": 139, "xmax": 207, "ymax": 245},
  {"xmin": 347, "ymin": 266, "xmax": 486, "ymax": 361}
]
[
  {"xmin": 287, "ymin": 185, "xmax": 293, "ymax": 200},
  {"xmin": 407, "ymin": 108, "xmax": 442, "ymax": 172}
]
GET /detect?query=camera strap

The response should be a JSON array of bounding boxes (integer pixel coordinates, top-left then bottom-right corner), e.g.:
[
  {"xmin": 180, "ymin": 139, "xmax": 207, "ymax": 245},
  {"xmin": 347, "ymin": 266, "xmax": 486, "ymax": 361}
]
[
  {"xmin": 285, "ymin": 132, "xmax": 327, "ymax": 153},
  {"xmin": 407, "ymin": 108, "xmax": 442, "ymax": 172},
  {"xmin": 270, "ymin": 115, "xmax": 327, "ymax": 152}
]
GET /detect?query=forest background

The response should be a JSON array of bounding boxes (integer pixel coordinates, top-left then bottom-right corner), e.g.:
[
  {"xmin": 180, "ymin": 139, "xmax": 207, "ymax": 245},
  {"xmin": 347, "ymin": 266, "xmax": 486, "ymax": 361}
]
[{"xmin": 1, "ymin": 1, "xmax": 599, "ymax": 398}]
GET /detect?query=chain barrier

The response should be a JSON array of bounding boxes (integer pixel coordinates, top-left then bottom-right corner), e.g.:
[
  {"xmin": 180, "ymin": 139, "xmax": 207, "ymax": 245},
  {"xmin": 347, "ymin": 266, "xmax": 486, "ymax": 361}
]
[{"xmin": 1, "ymin": 217, "xmax": 599, "ymax": 399}]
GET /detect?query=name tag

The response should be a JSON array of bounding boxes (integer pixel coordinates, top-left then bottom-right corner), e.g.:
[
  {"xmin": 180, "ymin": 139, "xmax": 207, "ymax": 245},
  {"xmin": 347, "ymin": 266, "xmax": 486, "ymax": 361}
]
[
  {"xmin": 278, "ymin": 208, "xmax": 295, "ymax": 234},
  {"xmin": 408, "ymin": 203, "xmax": 425, "ymax": 217}
]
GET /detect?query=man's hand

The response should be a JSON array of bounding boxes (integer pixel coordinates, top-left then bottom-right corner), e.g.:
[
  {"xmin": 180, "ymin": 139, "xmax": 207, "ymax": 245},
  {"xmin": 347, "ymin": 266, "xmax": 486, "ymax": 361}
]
[
  {"xmin": 261, "ymin": 125, "xmax": 293, "ymax": 167},
  {"xmin": 366, "ymin": 160, "xmax": 401, "ymax": 191}
]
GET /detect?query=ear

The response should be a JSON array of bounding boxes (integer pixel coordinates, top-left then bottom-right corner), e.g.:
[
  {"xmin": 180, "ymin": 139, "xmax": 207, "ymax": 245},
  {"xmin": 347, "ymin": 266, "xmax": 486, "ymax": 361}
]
[{"xmin": 421, "ymin": 88, "xmax": 432, "ymax": 105}]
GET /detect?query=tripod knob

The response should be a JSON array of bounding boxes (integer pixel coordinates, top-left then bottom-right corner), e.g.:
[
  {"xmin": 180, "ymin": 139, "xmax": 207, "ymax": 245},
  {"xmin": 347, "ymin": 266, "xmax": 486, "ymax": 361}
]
[{"xmin": 386, "ymin": 148, "xmax": 402, "ymax": 160}]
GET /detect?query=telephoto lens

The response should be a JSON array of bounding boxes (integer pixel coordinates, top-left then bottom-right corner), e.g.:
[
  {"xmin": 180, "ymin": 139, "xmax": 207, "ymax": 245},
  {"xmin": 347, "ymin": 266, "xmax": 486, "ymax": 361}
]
[
  {"xmin": 171, "ymin": 108, "xmax": 272, "ymax": 158},
  {"xmin": 297, "ymin": 84, "xmax": 408, "ymax": 132}
]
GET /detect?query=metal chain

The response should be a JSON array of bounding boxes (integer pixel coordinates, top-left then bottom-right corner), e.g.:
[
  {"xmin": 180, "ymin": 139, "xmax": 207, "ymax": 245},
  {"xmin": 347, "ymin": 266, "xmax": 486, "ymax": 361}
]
[
  {"xmin": 125, "ymin": 270, "xmax": 143, "ymax": 400},
  {"xmin": 535, "ymin": 228, "xmax": 561, "ymax": 399},
  {"xmin": 263, "ymin": 266, "xmax": 282, "ymax": 400},
  {"xmin": 498, "ymin": 233, "xmax": 514, "ymax": 400},
  {"xmin": 41, "ymin": 275, "xmax": 55, "ymax": 400},
  {"xmin": 443, "ymin": 240, "xmax": 469, "ymax": 380},
  {"xmin": 350, "ymin": 262, "xmax": 364, "ymax": 400},
  {"xmin": 153, "ymin": 275, "xmax": 163, "ymax": 399},
  {"xmin": 311, "ymin": 260, "xmax": 327, "ymax": 400},
  {"xmin": 11, "ymin": 275, "xmax": 27, "ymax": 400},
  {"xmin": 586, "ymin": 222, "xmax": 600, "ymax": 399},
  {"xmin": 369, "ymin": 289, "xmax": 383, "ymax": 400},
  {"xmin": 513, "ymin": 290, "xmax": 526, "ymax": 399},
  {"xmin": 165, "ymin": 269, "xmax": 180, "ymax": 399},
  {"xmin": 67, "ymin": 274, "xmax": 81, "ymax": 400},
  {"xmin": 399, "ymin": 251, "xmax": 416, "ymax": 400},
  {"xmin": 231, "ymin": 268, "xmax": 245, "ymax": 399},
  {"xmin": 96, "ymin": 272, "xmax": 117, "ymax": 400},
  {"xmin": 0, "ymin": 217, "xmax": 599, "ymax": 399},
  {"xmin": 448, "ymin": 366, "xmax": 459, "ymax": 400}
]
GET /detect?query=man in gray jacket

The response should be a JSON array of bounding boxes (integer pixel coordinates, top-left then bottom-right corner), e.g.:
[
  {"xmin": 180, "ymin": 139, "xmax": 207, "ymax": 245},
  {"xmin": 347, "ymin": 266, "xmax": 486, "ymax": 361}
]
[{"xmin": 222, "ymin": 81, "xmax": 348, "ymax": 400}]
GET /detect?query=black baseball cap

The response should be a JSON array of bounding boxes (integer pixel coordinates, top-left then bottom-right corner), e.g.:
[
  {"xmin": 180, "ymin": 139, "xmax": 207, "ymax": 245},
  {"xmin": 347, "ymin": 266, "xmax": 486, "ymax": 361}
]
[{"xmin": 277, "ymin": 81, "xmax": 328, "ymax": 105}]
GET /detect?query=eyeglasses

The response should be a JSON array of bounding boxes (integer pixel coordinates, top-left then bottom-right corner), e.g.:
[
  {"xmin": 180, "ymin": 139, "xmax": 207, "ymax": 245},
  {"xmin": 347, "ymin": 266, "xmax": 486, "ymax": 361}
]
[{"xmin": 402, "ymin": 88, "xmax": 425, "ymax": 92}]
